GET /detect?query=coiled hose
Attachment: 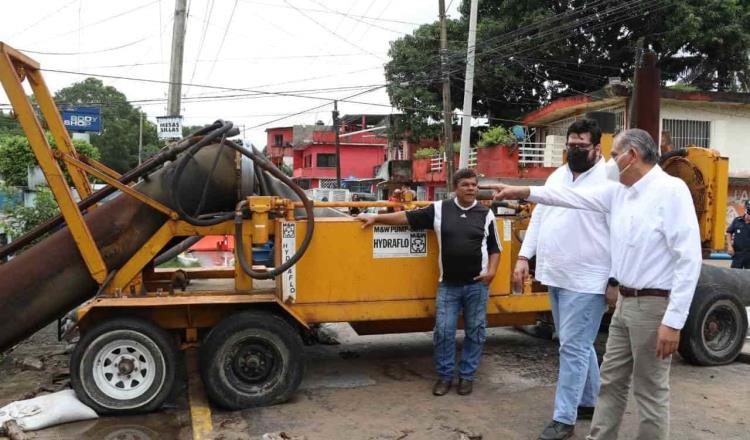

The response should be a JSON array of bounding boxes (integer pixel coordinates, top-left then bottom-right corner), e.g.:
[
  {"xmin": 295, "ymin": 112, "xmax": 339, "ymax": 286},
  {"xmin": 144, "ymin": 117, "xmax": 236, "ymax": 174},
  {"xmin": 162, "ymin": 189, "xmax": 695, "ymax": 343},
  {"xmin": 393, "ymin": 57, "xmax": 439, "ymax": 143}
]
[{"xmin": 169, "ymin": 120, "xmax": 315, "ymax": 280}]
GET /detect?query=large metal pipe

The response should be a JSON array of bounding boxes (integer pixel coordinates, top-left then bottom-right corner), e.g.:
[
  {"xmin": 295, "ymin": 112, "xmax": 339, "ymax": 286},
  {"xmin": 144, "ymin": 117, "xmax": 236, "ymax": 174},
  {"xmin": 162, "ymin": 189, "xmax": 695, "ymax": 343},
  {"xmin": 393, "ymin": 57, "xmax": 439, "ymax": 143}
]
[
  {"xmin": 629, "ymin": 50, "xmax": 661, "ymax": 143},
  {"xmin": 0, "ymin": 143, "xmax": 239, "ymax": 352}
]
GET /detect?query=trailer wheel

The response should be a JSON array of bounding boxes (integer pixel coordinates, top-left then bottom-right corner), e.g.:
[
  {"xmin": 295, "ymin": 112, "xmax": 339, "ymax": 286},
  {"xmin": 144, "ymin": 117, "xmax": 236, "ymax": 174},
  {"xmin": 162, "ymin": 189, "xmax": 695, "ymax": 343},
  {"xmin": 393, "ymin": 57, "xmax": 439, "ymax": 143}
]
[
  {"xmin": 71, "ymin": 317, "xmax": 177, "ymax": 414},
  {"xmin": 199, "ymin": 311, "xmax": 304, "ymax": 410},
  {"xmin": 679, "ymin": 290, "xmax": 748, "ymax": 366}
]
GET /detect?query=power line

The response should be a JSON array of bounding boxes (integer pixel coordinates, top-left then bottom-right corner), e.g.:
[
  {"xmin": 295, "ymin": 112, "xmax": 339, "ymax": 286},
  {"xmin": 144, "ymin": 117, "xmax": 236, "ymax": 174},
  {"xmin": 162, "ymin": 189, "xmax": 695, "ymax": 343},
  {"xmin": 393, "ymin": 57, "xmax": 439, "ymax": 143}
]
[
  {"xmin": 28, "ymin": 0, "xmax": 160, "ymax": 44},
  {"xmin": 187, "ymin": 0, "xmax": 216, "ymax": 94},
  {"xmin": 39, "ymin": 67, "xmax": 390, "ymax": 105},
  {"xmin": 282, "ymin": 0, "xmax": 384, "ymax": 60},
  {"xmin": 204, "ymin": 0, "xmax": 239, "ymax": 83},
  {"xmin": 245, "ymin": 85, "xmax": 385, "ymax": 130},
  {"xmin": 11, "ymin": 0, "xmax": 78, "ymax": 39},
  {"xmin": 307, "ymin": 0, "xmax": 405, "ymax": 36},
  {"xmin": 17, "ymin": 36, "xmax": 152, "ymax": 56},
  {"xmin": 79, "ymin": 52, "xmax": 372, "ymax": 69},
  {"xmin": 238, "ymin": 0, "xmax": 422, "ymax": 26}
]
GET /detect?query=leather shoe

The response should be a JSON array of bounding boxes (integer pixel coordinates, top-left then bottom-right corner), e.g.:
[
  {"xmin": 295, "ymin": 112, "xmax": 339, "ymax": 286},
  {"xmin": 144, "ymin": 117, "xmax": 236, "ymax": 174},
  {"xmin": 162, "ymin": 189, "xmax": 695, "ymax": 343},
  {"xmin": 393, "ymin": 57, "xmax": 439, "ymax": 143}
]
[
  {"xmin": 577, "ymin": 406, "xmax": 595, "ymax": 420},
  {"xmin": 538, "ymin": 420, "xmax": 574, "ymax": 440},
  {"xmin": 457, "ymin": 378, "xmax": 473, "ymax": 395},
  {"xmin": 432, "ymin": 379, "xmax": 451, "ymax": 396}
]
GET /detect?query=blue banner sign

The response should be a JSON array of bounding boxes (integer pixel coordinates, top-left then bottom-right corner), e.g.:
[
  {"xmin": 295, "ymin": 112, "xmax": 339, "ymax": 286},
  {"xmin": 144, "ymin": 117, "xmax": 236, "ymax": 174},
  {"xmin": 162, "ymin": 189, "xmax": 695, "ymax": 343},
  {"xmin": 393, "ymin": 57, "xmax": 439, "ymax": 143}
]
[{"xmin": 61, "ymin": 106, "xmax": 101, "ymax": 133}]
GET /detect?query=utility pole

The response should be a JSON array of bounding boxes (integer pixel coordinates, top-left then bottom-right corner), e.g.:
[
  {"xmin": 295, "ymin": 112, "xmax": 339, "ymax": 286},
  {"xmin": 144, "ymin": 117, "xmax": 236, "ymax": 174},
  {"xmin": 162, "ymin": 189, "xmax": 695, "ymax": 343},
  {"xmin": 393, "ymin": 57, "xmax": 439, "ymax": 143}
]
[
  {"xmin": 439, "ymin": 0, "xmax": 454, "ymax": 193},
  {"xmin": 138, "ymin": 109, "xmax": 143, "ymax": 165},
  {"xmin": 167, "ymin": 0, "xmax": 187, "ymax": 117},
  {"xmin": 333, "ymin": 100, "xmax": 342, "ymax": 189},
  {"xmin": 458, "ymin": 0, "xmax": 478, "ymax": 169}
]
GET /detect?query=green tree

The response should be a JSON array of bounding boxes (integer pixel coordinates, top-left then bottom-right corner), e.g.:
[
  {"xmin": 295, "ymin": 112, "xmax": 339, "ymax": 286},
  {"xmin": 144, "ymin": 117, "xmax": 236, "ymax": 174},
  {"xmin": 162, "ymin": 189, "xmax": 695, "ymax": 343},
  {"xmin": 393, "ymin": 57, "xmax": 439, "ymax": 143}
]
[
  {"xmin": 385, "ymin": 0, "xmax": 750, "ymax": 133},
  {"xmin": 0, "ymin": 134, "xmax": 100, "ymax": 186},
  {"xmin": 54, "ymin": 78, "xmax": 159, "ymax": 172},
  {"xmin": 1, "ymin": 187, "xmax": 59, "ymax": 238},
  {"xmin": 0, "ymin": 110, "xmax": 24, "ymax": 136}
]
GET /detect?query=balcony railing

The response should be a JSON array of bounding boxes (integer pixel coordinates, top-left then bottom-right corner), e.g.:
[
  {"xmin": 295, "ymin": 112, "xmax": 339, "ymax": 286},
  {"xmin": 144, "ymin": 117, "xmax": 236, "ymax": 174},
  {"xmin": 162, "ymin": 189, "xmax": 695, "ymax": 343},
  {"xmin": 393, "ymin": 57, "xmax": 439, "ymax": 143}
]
[
  {"xmin": 519, "ymin": 141, "xmax": 564, "ymax": 167},
  {"xmin": 428, "ymin": 149, "xmax": 477, "ymax": 172}
]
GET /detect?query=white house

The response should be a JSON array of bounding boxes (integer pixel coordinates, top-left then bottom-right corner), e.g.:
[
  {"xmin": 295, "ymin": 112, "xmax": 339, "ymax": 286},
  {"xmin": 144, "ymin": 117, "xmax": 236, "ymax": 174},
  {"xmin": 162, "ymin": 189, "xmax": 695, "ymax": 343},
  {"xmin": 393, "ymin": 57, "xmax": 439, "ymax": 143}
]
[{"xmin": 523, "ymin": 84, "xmax": 750, "ymax": 177}]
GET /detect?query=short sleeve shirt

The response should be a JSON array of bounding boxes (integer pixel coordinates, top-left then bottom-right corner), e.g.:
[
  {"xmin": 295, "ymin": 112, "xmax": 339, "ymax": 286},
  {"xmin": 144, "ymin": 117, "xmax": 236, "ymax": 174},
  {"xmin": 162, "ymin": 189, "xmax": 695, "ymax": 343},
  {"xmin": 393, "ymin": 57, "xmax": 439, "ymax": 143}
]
[
  {"xmin": 405, "ymin": 199, "xmax": 501, "ymax": 284},
  {"xmin": 727, "ymin": 216, "xmax": 750, "ymax": 251}
]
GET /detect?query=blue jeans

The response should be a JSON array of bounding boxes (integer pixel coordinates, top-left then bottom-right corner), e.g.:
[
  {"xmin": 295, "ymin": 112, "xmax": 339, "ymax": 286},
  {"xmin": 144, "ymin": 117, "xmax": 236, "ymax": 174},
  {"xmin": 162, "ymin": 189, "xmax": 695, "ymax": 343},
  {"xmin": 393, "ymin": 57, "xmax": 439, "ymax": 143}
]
[
  {"xmin": 548, "ymin": 286, "xmax": 607, "ymax": 425},
  {"xmin": 434, "ymin": 282, "xmax": 489, "ymax": 381}
]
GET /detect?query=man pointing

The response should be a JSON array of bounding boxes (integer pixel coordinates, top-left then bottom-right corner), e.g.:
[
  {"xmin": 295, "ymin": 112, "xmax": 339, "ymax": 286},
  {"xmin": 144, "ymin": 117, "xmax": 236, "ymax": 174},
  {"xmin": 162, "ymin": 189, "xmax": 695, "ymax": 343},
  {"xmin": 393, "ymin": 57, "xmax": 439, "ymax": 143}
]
[{"xmin": 483, "ymin": 129, "xmax": 702, "ymax": 440}]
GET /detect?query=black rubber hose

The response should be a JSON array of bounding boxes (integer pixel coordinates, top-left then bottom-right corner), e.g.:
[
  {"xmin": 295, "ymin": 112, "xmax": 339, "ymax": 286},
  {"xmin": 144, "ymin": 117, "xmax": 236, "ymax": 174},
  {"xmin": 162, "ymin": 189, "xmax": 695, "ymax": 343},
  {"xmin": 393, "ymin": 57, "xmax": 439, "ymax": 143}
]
[
  {"xmin": 227, "ymin": 140, "xmax": 315, "ymax": 280},
  {"xmin": 0, "ymin": 124, "xmax": 223, "ymax": 260},
  {"xmin": 169, "ymin": 120, "xmax": 237, "ymax": 226}
]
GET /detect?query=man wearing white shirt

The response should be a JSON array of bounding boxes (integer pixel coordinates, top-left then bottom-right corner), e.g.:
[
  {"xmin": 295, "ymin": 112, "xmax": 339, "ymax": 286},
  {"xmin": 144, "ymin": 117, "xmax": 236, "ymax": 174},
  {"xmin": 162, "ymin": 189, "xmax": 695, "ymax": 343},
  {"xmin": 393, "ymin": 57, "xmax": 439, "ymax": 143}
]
[
  {"xmin": 518, "ymin": 120, "xmax": 611, "ymax": 440},
  {"xmin": 483, "ymin": 128, "xmax": 702, "ymax": 440}
]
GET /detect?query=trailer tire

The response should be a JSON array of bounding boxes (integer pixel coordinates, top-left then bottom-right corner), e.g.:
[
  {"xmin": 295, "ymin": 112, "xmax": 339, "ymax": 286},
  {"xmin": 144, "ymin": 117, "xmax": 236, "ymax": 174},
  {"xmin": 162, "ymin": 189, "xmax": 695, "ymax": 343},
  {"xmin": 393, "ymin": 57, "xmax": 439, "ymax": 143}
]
[
  {"xmin": 679, "ymin": 290, "xmax": 748, "ymax": 366},
  {"xmin": 71, "ymin": 317, "xmax": 177, "ymax": 414},
  {"xmin": 199, "ymin": 311, "xmax": 304, "ymax": 410}
]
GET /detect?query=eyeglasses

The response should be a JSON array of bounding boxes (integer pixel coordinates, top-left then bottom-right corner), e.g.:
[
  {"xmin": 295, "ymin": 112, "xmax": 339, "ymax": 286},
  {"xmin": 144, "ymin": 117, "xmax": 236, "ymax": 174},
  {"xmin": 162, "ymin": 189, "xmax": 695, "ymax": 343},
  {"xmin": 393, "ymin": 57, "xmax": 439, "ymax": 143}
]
[{"xmin": 565, "ymin": 142, "xmax": 593, "ymax": 150}]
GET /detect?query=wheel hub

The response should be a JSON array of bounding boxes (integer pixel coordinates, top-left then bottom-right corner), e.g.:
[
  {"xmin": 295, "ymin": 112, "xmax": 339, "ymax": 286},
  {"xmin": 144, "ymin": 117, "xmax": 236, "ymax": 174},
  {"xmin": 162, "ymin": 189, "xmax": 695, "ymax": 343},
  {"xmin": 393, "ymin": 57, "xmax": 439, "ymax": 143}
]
[
  {"xmin": 117, "ymin": 357, "xmax": 136, "ymax": 375},
  {"xmin": 232, "ymin": 343, "xmax": 275, "ymax": 384},
  {"xmin": 92, "ymin": 339, "xmax": 158, "ymax": 400},
  {"xmin": 701, "ymin": 302, "xmax": 740, "ymax": 355}
]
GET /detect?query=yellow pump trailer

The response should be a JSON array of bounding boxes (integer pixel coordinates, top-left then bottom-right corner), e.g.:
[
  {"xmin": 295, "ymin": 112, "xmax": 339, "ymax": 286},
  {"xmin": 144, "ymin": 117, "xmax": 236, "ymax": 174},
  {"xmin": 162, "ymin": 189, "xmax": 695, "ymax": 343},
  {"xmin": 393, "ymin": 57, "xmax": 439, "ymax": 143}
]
[{"xmin": 0, "ymin": 43, "xmax": 744, "ymax": 415}]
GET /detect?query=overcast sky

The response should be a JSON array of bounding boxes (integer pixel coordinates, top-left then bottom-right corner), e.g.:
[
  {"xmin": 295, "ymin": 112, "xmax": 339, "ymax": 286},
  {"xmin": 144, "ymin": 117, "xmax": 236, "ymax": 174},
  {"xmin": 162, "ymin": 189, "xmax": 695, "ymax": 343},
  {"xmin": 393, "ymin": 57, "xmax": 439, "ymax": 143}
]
[{"xmin": 0, "ymin": 0, "xmax": 462, "ymax": 148}]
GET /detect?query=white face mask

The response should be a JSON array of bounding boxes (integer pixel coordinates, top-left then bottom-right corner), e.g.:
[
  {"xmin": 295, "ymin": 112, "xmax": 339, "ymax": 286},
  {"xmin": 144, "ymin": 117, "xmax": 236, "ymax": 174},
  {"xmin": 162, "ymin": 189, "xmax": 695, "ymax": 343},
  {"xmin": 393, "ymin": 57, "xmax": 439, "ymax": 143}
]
[
  {"xmin": 604, "ymin": 158, "xmax": 621, "ymax": 182},
  {"xmin": 604, "ymin": 150, "xmax": 633, "ymax": 183}
]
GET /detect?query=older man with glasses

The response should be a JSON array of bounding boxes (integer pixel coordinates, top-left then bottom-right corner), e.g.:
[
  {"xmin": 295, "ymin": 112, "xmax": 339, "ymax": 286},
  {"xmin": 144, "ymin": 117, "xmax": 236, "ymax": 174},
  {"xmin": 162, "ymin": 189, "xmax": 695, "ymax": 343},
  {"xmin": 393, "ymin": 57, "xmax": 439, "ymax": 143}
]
[
  {"xmin": 515, "ymin": 119, "xmax": 611, "ymax": 440},
  {"xmin": 483, "ymin": 128, "xmax": 702, "ymax": 440}
]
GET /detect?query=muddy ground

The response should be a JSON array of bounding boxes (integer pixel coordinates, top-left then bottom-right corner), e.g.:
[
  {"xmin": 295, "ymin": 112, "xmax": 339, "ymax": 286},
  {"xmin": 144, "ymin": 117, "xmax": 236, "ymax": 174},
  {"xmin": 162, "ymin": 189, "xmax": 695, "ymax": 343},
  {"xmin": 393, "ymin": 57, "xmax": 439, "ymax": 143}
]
[{"xmin": 1, "ymin": 322, "xmax": 748, "ymax": 440}]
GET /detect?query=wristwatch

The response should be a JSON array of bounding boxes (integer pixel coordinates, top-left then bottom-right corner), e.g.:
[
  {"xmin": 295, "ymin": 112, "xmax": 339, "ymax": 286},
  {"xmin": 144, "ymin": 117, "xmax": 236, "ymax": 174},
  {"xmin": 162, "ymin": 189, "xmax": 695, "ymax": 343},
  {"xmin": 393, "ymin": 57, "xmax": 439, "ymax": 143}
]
[{"xmin": 608, "ymin": 277, "xmax": 620, "ymax": 288}]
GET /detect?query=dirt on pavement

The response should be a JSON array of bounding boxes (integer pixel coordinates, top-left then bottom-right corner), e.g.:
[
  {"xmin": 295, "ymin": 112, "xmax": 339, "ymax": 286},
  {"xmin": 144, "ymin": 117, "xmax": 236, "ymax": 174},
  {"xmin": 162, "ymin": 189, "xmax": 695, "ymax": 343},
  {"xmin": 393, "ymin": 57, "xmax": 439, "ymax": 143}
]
[{"xmin": 1, "ymin": 323, "xmax": 749, "ymax": 439}]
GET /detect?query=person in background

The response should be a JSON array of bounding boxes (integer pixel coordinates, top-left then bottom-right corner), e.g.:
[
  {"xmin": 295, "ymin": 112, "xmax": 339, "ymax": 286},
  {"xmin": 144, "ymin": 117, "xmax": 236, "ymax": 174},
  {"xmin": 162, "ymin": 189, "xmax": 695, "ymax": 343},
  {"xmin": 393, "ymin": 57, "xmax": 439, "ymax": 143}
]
[
  {"xmin": 726, "ymin": 200, "xmax": 750, "ymax": 269},
  {"xmin": 349, "ymin": 193, "xmax": 361, "ymax": 217},
  {"xmin": 359, "ymin": 168, "xmax": 501, "ymax": 397},
  {"xmin": 660, "ymin": 131, "xmax": 674, "ymax": 155}
]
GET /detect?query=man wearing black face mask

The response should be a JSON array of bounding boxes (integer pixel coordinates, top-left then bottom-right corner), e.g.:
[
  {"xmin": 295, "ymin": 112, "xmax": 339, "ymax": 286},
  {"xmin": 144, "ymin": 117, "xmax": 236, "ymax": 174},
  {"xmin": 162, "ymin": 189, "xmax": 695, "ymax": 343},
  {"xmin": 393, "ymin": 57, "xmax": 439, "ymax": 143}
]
[{"xmin": 515, "ymin": 119, "xmax": 611, "ymax": 440}]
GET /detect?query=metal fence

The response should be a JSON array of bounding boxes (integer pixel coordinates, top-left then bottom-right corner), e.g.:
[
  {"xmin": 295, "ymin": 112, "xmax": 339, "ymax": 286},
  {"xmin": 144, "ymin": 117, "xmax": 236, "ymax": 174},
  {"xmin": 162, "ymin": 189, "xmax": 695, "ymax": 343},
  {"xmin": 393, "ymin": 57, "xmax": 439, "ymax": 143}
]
[
  {"xmin": 519, "ymin": 142, "xmax": 547, "ymax": 166},
  {"xmin": 429, "ymin": 149, "xmax": 477, "ymax": 172},
  {"xmin": 663, "ymin": 118, "xmax": 711, "ymax": 149}
]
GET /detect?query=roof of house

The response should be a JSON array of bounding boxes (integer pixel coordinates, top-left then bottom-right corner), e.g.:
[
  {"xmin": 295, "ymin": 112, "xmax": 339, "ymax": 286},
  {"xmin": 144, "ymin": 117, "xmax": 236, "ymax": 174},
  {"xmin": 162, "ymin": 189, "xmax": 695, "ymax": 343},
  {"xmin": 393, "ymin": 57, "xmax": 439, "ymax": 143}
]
[{"xmin": 523, "ymin": 84, "xmax": 750, "ymax": 126}]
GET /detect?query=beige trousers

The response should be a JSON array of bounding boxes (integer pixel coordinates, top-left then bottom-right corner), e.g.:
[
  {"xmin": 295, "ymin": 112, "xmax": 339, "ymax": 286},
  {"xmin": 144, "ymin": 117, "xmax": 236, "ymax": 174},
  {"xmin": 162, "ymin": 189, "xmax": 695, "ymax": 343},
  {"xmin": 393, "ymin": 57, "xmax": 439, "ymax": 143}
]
[{"xmin": 587, "ymin": 295, "xmax": 671, "ymax": 440}]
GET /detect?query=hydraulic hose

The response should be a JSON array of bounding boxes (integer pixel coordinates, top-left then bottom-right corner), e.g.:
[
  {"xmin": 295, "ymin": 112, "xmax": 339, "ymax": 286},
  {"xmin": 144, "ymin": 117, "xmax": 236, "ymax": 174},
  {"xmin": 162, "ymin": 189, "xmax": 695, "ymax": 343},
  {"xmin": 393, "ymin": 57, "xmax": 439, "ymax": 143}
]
[
  {"xmin": 227, "ymin": 139, "xmax": 315, "ymax": 280},
  {"xmin": 0, "ymin": 121, "xmax": 227, "ymax": 260},
  {"xmin": 169, "ymin": 120, "xmax": 238, "ymax": 226}
]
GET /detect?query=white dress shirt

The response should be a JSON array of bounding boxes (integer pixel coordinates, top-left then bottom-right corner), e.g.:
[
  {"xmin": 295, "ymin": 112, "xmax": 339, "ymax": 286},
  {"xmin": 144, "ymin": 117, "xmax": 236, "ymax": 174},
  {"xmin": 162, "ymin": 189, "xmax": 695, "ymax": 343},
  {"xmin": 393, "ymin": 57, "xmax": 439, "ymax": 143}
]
[
  {"xmin": 519, "ymin": 159, "xmax": 611, "ymax": 294},
  {"xmin": 528, "ymin": 165, "xmax": 702, "ymax": 329}
]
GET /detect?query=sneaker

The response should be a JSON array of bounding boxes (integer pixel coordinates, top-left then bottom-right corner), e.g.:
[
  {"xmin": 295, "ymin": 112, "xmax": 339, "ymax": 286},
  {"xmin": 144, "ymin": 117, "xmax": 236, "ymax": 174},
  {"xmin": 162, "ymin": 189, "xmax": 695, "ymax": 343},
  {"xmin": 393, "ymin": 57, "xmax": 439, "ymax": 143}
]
[
  {"xmin": 577, "ymin": 406, "xmax": 595, "ymax": 420},
  {"xmin": 538, "ymin": 420, "xmax": 575, "ymax": 440},
  {"xmin": 432, "ymin": 379, "xmax": 452, "ymax": 396},
  {"xmin": 457, "ymin": 378, "xmax": 473, "ymax": 395}
]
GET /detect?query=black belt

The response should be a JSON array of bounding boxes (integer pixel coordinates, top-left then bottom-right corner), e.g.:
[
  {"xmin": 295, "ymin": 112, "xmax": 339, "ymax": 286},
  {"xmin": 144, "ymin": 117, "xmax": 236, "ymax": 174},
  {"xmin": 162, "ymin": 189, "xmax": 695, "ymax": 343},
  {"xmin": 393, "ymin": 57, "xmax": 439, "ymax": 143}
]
[{"xmin": 620, "ymin": 286, "xmax": 670, "ymax": 298}]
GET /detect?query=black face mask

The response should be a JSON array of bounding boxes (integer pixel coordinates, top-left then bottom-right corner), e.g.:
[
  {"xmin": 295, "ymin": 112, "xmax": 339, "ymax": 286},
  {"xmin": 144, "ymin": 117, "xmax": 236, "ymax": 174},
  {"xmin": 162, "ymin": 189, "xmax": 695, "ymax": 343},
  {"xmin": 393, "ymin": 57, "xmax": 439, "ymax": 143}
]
[{"xmin": 567, "ymin": 148, "xmax": 595, "ymax": 173}]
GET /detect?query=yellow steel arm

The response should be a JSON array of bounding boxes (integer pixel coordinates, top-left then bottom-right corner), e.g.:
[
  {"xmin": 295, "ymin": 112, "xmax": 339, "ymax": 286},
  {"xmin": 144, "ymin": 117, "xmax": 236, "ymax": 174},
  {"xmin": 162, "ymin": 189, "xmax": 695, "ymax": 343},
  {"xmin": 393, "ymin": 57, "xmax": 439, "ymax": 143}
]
[
  {"xmin": 56, "ymin": 151, "xmax": 179, "ymax": 220},
  {"xmin": 0, "ymin": 42, "xmax": 107, "ymax": 283}
]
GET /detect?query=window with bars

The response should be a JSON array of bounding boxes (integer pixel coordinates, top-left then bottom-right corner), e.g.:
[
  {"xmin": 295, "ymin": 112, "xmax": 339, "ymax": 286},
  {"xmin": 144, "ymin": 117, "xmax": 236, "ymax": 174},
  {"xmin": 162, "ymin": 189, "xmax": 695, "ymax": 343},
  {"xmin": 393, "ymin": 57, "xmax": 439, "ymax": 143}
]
[
  {"xmin": 317, "ymin": 153, "xmax": 337, "ymax": 168},
  {"xmin": 662, "ymin": 119, "xmax": 711, "ymax": 150},
  {"xmin": 274, "ymin": 134, "xmax": 283, "ymax": 146},
  {"xmin": 319, "ymin": 179, "xmax": 338, "ymax": 189}
]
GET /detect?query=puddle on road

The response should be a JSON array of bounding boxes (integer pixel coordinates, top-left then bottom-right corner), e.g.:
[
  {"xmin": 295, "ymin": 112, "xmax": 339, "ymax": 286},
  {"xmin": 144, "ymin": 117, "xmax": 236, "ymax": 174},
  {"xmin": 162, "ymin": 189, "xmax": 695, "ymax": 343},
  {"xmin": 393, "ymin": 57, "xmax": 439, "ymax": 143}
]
[
  {"xmin": 32, "ymin": 410, "xmax": 191, "ymax": 440},
  {"xmin": 299, "ymin": 370, "xmax": 377, "ymax": 390}
]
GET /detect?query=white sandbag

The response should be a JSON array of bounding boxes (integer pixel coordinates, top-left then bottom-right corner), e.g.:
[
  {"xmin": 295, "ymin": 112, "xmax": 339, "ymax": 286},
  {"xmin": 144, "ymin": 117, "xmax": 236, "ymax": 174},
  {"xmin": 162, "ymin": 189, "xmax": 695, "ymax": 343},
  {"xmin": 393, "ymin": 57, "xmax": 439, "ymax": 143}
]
[{"xmin": 0, "ymin": 389, "xmax": 97, "ymax": 432}]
